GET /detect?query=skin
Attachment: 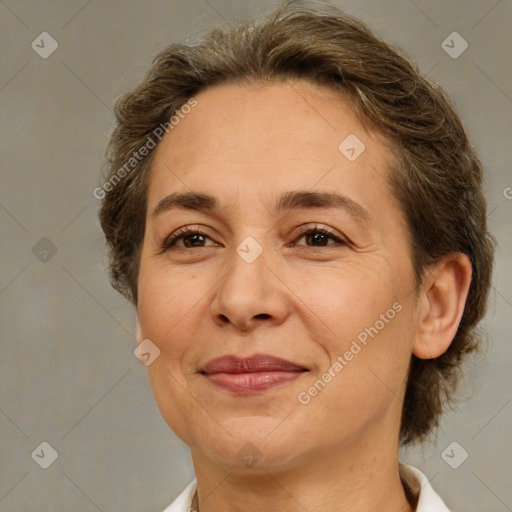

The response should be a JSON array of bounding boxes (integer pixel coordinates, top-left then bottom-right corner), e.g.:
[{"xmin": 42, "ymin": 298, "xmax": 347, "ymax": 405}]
[{"xmin": 135, "ymin": 80, "xmax": 472, "ymax": 512}]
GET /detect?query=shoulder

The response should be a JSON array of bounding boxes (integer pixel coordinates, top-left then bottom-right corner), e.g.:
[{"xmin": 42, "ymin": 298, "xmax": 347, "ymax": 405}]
[
  {"xmin": 400, "ymin": 463, "xmax": 452, "ymax": 512},
  {"xmin": 162, "ymin": 479, "xmax": 197, "ymax": 512}
]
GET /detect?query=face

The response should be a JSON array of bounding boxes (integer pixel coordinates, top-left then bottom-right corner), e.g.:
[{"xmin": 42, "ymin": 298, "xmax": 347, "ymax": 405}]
[{"xmin": 137, "ymin": 81, "xmax": 421, "ymax": 471}]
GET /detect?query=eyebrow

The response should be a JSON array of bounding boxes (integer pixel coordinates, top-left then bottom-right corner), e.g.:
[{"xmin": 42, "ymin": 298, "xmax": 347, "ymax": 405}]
[{"xmin": 151, "ymin": 190, "xmax": 373, "ymax": 225}]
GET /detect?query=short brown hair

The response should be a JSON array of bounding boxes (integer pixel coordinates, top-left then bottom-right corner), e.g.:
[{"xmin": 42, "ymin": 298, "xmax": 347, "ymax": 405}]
[{"xmin": 98, "ymin": 0, "xmax": 495, "ymax": 444}]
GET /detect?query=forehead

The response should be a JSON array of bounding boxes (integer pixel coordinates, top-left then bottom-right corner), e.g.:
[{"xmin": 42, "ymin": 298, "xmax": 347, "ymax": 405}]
[
  {"xmin": 153, "ymin": 80, "xmax": 388, "ymax": 165},
  {"xmin": 146, "ymin": 80, "xmax": 395, "ymax": 220}
]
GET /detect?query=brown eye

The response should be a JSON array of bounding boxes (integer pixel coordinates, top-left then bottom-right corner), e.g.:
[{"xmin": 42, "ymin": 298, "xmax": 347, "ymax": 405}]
[
  {"xmin": 293, "ymin": 226, "xmax": 346, "ymax": 248},
  {"xmin": 162, "ymin": 227, "xmax": 217, "ymax": 250}
]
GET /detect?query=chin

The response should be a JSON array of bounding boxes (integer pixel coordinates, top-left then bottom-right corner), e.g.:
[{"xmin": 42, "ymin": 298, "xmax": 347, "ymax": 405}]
[{"xmin": 187, "ymin": 417, "xmax": 313, "ymax": 472}]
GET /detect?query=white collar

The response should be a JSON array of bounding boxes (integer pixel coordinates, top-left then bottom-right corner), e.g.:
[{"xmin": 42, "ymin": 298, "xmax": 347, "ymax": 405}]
[
  {"xmin": 400, "ymin": 464, "xmax": 451, "ymax": 511},
  {"xmin": 163, "ymin": 464, "xmax": 450, "ymax": 512}
]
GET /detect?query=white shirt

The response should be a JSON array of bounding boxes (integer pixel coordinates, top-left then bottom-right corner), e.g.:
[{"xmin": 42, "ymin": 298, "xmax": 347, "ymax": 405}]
[{"xmin": 162, "ymin": 464, "xmax": 450, "ymax": 511}]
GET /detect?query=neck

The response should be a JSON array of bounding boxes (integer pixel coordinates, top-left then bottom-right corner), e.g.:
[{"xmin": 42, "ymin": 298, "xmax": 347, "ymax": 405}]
[{"xmin": 189, "ymin": 434, "xmax": 413, "ymax": 512}]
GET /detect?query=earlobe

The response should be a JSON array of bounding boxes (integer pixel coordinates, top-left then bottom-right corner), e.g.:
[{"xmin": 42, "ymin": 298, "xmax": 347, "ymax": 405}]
[{"xmin": 412, "ymin": 253, "xmax": 472, "ymax": 359}]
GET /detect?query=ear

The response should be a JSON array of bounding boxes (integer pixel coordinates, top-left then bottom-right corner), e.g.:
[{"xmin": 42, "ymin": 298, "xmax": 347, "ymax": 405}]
[
  {"xmin": 413, "ymin": 253, "xmax": 472, "ymax": 359},
  {"xmin": 135, "ymin": 313, "xmax": 144, "ymax": 346}
]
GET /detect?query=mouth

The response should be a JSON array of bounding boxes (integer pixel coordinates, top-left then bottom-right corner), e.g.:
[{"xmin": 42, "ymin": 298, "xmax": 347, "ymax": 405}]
[{"xmin": 199, "ymin": 354, "xmax": 309, "ymax": 395}]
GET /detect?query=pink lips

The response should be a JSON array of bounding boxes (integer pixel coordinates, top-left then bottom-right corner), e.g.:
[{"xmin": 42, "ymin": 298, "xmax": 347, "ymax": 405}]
[{"xmin": 200, "ymin": 354, "xmax": 308, "ymax": 394}]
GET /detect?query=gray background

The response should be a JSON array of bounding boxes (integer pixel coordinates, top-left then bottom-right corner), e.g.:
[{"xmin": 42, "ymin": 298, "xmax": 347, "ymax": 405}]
[{"xmin": 0, "ymin": 0, "xmax": 511, "ymax": 511}]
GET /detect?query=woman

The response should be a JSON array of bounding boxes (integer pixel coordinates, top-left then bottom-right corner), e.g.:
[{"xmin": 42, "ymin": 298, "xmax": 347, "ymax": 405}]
[{"xmin": 98, "ymin": 1, "xmax": 495, "ymax": 510}]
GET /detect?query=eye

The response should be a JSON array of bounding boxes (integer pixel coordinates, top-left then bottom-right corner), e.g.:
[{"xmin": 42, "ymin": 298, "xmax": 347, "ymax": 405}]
[
  {"xmin": 161, "ymin": 226, "xmax": 217, "ymax": 251},
  {"xmin": 291, "ymin": 224, "xmax": 347, "ymax": 248}
]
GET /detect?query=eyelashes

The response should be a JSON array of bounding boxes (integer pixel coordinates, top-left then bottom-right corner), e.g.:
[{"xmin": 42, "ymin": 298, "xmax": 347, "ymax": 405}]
[
  {"xmin": 161, "ymin": 226, "xmax": 215, "ymax": 251},
  {"xmin": 160, "ymin": 224, "xmax": 347, "ymax": 252},
  {"xmin": 291, "ymin": 225, "xmax": 347, "ymax": 248}
]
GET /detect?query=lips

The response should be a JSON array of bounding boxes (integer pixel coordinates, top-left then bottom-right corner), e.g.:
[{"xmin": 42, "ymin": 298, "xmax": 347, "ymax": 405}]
[
  {"xmin": 201, "ymin": 354, "xmax": 308, "ymax": 374},
  {"xmin": 200, "ymin": 354, "xmax": 309, "ymax": 394}
]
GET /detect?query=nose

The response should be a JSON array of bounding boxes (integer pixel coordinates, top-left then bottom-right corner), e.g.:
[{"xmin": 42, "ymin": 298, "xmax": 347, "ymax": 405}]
[{"xmin": 209, "ymin": 242, "xmax": 290, "ymax": 332}]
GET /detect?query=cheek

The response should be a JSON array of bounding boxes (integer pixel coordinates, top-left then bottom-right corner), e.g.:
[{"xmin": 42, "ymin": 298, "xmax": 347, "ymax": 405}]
[
  {"xmin": 349, "ymin": 299, "xmax": 414, "ymax": 392},
  {"xmin": 145, "ymin": 360, "xmax": 201, "ymax": 447},
  {"xmin": 137, "ymin": 269, "xmax": 204, "ymax": 442},
  {"xmin": 299, "ymin": 307, "xmax": 414, "ymax": 443},
  {"xmin": 299, "ymin": 263, "xmax": 400, "ymax": 344},
  {"xmin": 299, "ymin": 263, "xmax": 414, "ymax": 401},
  {"xmin": 137, "ymin": 261, "xmax": 205, "ymax": 339}
]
